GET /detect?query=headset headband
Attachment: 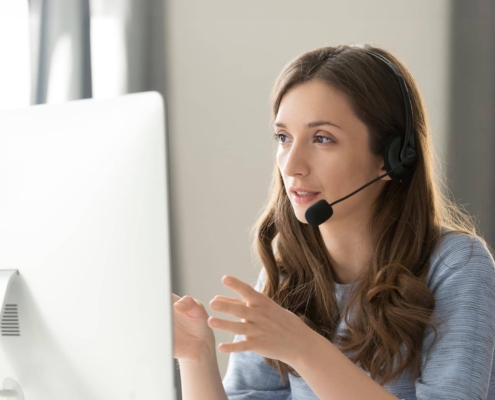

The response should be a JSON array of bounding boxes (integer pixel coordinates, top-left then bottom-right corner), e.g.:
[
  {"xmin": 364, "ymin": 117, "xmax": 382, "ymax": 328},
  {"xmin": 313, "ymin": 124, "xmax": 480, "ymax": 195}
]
[{"xmin": 360, "ymin": 49, "xmax": 416, "ymax": 166}]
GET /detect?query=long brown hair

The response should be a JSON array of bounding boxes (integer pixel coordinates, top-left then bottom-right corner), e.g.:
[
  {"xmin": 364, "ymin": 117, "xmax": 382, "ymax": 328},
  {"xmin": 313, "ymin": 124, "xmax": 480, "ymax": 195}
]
[{"xmin": 252, "ymin": 44, "xmax": 491, "ymax": 386}]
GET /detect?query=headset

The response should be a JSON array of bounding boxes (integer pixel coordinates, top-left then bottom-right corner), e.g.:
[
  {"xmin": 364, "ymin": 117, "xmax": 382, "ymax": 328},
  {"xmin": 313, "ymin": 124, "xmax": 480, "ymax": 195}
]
[
  {"xmin": 304, "ymin": 48, "xmax": 418, "ymax": 226},
  {"xmin": 361, "ymin": 48, "xmax": 417, "ymax": 182}
]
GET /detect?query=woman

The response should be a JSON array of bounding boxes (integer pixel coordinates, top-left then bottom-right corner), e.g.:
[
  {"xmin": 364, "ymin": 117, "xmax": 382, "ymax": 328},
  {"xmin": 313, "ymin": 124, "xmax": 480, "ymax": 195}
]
[{"xmin": 172, "ymin": 44, "xmax": 495, "ymax": 400}]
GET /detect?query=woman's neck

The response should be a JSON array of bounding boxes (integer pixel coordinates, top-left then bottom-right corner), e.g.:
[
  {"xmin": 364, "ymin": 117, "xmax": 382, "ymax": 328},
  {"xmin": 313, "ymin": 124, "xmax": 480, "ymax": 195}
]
[{"xmin": 318, "ymin": 219, "xmax": 374, "ymax": 284}]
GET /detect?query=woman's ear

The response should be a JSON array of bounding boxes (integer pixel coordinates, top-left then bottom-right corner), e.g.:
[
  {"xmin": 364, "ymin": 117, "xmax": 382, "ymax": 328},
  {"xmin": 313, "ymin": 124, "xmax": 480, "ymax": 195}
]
[{"xmin": 379, "ymin": 165, "xmax": 392, "ymax": 181}]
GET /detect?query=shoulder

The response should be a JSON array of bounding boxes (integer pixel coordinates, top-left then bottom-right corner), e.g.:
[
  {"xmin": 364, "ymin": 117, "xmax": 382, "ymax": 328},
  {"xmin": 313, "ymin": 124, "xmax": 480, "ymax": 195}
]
[
  {"xmin": 416, "ymin": 229, "xmax": 495, "ymax": 398},
  {"xmin": 254, "ymin": 268, "xmax": 267, "ymax": 292},
  {"xmin": 253, "ymin": 268, "xmax": 284, "ymax": 293},
  {"xmin": 425, "ymin": 227, "xmax": 495, "ymax": 293}
]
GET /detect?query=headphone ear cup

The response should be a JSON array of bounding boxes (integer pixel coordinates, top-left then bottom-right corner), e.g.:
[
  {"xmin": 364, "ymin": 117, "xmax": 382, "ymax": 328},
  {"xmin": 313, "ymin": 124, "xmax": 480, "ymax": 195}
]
[{"xmin": 383, "ymin": 134, "xmax": 406, "ymax": 182}]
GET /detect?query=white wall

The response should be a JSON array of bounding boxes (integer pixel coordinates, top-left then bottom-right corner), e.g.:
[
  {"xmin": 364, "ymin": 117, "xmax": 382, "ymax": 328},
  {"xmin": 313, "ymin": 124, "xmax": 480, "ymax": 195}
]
[{"xmin": 164, "ymin": 0, "xmax": 451, "ymax": 379}]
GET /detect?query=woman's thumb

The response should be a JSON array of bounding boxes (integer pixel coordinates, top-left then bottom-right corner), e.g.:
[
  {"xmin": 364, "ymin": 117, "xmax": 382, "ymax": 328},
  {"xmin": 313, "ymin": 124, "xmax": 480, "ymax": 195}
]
[{"xmin": 174, "ymin": 296, "xmax": 207, "ymax": 318}]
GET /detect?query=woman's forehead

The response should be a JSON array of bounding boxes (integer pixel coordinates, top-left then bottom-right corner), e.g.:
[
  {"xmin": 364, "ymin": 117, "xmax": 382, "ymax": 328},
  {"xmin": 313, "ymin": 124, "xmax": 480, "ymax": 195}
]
[{"xmin": 275, "ymin": 80, "xmax": 365, "ymax": 135}]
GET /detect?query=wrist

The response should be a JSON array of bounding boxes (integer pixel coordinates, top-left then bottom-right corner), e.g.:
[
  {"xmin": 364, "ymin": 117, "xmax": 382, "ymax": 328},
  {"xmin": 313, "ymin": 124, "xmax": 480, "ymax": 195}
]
[
  {"xmin": 178, "ymin": 339, "xmax": 217, "ymax": 366},
  {"xmin": 287, "ymin": 325, "xmax": 319, "ymax": 368}
]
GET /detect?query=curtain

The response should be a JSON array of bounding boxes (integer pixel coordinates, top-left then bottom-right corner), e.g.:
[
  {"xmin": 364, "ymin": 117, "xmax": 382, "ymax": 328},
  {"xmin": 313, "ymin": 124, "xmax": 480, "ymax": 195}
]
[
  {"xmin": 28, "ymin": 0, "xmax": 167, "ymax": 102},
  {"xmin": 28, "ymin": 0, "xmax": 92, "ymax": 104}
]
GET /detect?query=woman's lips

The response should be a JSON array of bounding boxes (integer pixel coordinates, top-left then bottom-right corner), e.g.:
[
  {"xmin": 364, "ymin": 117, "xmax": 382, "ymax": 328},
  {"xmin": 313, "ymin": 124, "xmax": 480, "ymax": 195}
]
[{"xmin": 292, "ymin": 191, "xmax": 320, "ymax": 204}]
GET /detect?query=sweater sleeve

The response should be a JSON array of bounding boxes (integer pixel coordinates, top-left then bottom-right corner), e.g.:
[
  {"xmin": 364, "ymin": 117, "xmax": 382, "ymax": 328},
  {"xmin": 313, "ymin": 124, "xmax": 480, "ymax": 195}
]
[
  {"xmin": 222, "ymin": 269, "xmax": 291, "ymax": 400},
  {"xmin": 415, "ymin": 233, "xmax": 495, "ymax": 400}
]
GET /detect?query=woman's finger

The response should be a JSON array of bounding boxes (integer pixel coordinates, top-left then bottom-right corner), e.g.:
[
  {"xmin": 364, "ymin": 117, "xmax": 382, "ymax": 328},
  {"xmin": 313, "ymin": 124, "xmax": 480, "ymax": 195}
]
[
  {"xmin": 211, "ymin": 295, "xmax": 246, "ymax": 305},
  {"xmin": 207, "ymin": 317, "xmax": 251, "ymax": 335},
  {"xmin": 174, "ymin": 296, "xmax": 207, "ymax": 318},
  {"xmin": 172, "ymin": 293, "xmax": 181, "ymax": 302},
  {"xmin": 209, "ymin": 298, "xmax": 251, "ymax": 320}
]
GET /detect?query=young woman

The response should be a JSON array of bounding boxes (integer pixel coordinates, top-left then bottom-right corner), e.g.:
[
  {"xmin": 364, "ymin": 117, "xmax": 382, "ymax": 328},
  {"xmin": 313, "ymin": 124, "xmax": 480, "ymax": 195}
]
[{"xmin": 172, "ymin": 44, "xmax": 495, "ymax": 400}]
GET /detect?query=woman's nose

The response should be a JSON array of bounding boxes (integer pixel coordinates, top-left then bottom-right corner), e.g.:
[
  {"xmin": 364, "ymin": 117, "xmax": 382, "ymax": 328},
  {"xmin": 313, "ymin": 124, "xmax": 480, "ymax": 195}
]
[{"xmin": 280, "ymin": 143, "xmax": 310, "ymax": 177}]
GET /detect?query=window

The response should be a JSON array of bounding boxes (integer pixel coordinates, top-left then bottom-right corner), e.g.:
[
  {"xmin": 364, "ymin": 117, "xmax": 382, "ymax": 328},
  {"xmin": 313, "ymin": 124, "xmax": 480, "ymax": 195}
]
[{"xmin": 0, "ymin": 0, "xmax": 30, "ymax": 111}]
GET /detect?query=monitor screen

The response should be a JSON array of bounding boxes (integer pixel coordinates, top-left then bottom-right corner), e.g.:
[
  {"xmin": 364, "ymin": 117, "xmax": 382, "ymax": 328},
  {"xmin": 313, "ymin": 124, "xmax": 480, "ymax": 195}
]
[{"xmin": 0, "ymin": 92, "xmax": 176, "ymax": 399}]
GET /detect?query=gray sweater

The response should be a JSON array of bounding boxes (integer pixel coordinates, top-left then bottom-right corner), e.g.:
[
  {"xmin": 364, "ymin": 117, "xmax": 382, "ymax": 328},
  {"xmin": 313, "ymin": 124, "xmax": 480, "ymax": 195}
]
[{"xmin": 222, "ymin": 230, "xmax": 495, "ymax": 399}]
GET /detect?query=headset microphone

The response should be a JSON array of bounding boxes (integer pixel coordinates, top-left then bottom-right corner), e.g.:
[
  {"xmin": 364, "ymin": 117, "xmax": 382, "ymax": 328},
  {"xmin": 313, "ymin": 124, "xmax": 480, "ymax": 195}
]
[
  {"xmin": 304, "ymin": 151, "xmax": 415, "ymax": 227},
  {"xmin": 304, "ymin": 48, "xmax": 417, "ymax": 227}
]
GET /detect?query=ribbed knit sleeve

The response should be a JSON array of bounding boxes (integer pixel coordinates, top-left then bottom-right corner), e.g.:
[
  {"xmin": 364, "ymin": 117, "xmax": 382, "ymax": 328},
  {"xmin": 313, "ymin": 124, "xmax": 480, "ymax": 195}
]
[{"xmin": 414, "ymin": 233, "xmax": 495, "ymax": 400}]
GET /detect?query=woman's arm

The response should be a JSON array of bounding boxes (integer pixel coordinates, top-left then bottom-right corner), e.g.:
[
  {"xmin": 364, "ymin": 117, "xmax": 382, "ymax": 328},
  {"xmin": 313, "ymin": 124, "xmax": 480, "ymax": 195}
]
[
  {"xmin": 291, "ymin": 330, "xmax": 399, "ymax": 400},
  {"xmin": 179, "ymin": 343, "xmax": 229, "ymax": 400}
]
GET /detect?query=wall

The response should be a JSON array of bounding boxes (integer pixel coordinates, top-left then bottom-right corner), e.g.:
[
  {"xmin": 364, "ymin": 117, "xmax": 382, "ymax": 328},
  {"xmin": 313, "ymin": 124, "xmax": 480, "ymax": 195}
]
[{"xmin": 447, "ymin": 0, "xmax": 495, "ymax": 247}]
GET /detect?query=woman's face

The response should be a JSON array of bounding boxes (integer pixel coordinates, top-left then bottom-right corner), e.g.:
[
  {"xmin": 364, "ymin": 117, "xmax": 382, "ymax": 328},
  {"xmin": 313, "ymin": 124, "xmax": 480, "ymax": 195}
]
[{"xmin": 274, "ymin": 79, "xmax": 390, "ymax": 225}]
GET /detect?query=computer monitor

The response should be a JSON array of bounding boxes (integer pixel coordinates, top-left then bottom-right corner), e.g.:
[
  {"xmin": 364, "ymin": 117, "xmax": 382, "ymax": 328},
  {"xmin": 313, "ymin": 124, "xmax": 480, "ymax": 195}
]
[{"xmin": 0, "ymin": 92, "xmax": 176, "ymax": 399}]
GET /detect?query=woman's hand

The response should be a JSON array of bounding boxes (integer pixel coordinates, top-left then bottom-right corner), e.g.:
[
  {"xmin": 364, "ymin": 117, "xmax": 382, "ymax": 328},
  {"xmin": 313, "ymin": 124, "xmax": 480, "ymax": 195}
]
[
  {"xmin": 172, "ymin": 293, "xmax": 216, "ymax": 362},
  {"xmin": 207, "ymin": 275, "xmax": 311, "ymax": 366}
]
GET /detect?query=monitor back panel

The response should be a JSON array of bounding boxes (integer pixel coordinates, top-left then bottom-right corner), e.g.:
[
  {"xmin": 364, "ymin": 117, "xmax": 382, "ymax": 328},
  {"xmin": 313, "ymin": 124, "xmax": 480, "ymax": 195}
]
[{"xmin": 0, "ymin": 92, "xmax": 175, "ymax": 400}]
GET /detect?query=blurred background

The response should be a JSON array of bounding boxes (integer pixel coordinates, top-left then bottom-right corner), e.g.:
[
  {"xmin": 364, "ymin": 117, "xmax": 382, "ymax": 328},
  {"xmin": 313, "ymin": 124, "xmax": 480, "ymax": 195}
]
[{"xmin": 1, "ymin": 0, "xmax": 494, "ymax": 398}]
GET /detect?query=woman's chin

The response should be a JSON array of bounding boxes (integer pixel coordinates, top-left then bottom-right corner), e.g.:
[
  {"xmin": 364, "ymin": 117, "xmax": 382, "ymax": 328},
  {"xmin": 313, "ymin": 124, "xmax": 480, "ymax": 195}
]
[{"xmin": 293, "ymin": 209, "xmax": 309, "ymax": 224}]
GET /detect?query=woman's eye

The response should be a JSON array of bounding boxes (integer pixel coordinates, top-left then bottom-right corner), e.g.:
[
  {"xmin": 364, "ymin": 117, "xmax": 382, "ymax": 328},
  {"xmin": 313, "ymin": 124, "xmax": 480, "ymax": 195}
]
[
  {"xmin": 273, "ymin": 133, "xmax": 290, "ymax": 144},
  {"xmin": 273, "ymin": 133, "xmax": 334, "ymax": 145},
  {"xmin": 314, "ymin": 135, "xmax": 334, "ymax": 144}
]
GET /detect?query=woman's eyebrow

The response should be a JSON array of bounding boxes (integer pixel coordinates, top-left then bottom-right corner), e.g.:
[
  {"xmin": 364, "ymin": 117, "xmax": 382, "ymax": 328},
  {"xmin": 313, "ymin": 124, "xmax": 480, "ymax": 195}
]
[{"xmin": 274, "ymin": 120, "xmax": 342, "ymax": 130}]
